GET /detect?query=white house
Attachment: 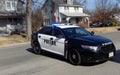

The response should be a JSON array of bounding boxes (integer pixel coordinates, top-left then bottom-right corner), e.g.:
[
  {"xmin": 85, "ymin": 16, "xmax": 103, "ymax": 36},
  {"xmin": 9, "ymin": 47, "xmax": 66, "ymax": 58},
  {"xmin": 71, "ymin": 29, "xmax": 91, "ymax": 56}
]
[
  {"xmin": 114, "ymin": 14, "xmax": 120, "ymax": 25},
  {"xmin": 42, "ymin": 0, "xmax": 90, "ymax": 28},
  {"xmin": 0, "ymin": 0, "xmax": 25, "ymax": 34}
]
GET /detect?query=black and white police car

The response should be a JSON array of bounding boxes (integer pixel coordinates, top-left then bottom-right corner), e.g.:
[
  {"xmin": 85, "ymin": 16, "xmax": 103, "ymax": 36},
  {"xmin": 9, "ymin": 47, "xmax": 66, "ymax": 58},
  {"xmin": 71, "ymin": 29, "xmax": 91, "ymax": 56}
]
[{"xmin": 31, "ymin": 23, "xmax": 116, "ymax": 65}]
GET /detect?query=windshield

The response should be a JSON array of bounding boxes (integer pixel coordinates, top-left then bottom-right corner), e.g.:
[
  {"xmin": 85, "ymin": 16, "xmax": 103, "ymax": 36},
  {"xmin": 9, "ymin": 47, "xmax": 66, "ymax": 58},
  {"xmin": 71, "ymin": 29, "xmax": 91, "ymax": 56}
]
[{"xmin": 62, "ymin": 27, "xmax": 91, "ymax": 37}]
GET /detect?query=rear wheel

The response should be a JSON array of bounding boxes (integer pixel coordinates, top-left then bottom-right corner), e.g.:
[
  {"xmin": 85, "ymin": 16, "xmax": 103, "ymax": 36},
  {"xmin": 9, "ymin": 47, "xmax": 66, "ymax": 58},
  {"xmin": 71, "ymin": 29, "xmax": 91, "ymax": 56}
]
[
  {"xmin": 33, "ymin": 42, "xmax": 41, "ymax": 54},
  {"xmin": 68, "ymin": 49, "xmax": 81, "ymax": 65}
]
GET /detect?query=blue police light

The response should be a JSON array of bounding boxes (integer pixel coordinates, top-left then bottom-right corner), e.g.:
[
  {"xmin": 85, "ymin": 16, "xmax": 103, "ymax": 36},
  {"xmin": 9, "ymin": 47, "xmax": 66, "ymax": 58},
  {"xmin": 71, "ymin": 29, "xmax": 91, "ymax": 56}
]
[
  {"xmin": 52, "ymin": 23, "xmax": 72, "ymax": 27},
  {"xmin": 52, "ymin": 24, "xmax": 62, "ymax": 26}
]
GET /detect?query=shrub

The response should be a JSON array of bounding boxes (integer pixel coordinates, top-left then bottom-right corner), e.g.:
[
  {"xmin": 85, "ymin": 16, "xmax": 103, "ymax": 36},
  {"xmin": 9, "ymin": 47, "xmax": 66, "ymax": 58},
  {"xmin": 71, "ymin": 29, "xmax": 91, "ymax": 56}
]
[{"xmin": 111, "ymin": 19, "xmax": 118, "ymax": 26}]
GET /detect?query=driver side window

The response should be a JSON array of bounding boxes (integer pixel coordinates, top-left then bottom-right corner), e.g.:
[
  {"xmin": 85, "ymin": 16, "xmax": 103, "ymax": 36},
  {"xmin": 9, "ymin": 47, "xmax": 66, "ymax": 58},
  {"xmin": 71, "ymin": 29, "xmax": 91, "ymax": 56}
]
[
  {"xmin": 53, "ymin": 28, "xmax": 64, "ymax": 38},
  {"xmin": 39, "ymin": 27, "xmax": 52, "ymax": 35}
]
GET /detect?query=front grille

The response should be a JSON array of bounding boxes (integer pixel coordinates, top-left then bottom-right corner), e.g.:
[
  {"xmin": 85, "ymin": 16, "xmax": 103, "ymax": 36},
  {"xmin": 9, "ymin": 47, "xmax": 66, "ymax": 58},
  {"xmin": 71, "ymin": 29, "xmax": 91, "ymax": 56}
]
[{"xmin": 100, "ymin": 44, "xmax": 115, "ymax": 53}]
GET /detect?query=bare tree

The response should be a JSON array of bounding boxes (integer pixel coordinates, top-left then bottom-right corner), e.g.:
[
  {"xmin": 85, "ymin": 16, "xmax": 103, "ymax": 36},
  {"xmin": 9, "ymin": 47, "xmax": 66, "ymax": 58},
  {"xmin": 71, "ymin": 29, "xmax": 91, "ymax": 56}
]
[
  {"xmin": 26, "ymin": 0, "xmax": 32, "ymax": 40},
  {"xmin": 92, "ymin": 0, "xmax": 116, "ymax": 23},
  {"xmin": 26, "ymin": 0, "xmax": 44, "ymax": 40},
  {"xmin": 31, "ymin": 0, "xmax": 44, "ymax": 31},
  {"xmin": 116, "ymin": 0, "xmax": 120, "ymax": 13},
  {"xmin": 32, "ymin": 7, "xmax": 43, "ymax": 31}
]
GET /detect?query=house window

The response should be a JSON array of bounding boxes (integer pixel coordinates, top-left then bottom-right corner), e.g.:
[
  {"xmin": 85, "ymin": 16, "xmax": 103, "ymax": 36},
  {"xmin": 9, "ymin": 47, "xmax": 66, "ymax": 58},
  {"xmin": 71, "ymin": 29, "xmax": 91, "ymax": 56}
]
[
  {"xmin": 12, "ymin": 2, "xmax": 16, "ymax": 9},
  {"xmin": 74, "ymin": 7, "xmax": 79, "ymax": 11},
  {"xmin": 64, "ymin": 6, "xmax": 69, "ymax": 11},
  {"xmin": 6, "ymin": 1, "xmax": 11, "ymax": 10},
  {"xmin": 6, "ymin": 0, "xmax": 17, "ymax": 11}
]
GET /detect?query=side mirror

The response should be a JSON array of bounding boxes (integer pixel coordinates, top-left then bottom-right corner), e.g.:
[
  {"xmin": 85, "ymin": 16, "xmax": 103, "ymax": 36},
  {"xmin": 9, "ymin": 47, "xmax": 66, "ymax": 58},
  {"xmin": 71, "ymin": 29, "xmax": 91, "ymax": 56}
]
[{"xmin": 91, "ymin": 31, "xmax": 95, "ymax": 35}]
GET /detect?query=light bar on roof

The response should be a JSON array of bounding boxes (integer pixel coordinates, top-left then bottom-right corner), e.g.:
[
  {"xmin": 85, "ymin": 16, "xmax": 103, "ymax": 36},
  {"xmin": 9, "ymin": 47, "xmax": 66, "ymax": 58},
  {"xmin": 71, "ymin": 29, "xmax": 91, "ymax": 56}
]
[{"xmin": 52, "ymin": 23, "xmax": 72, "ymax": 27}]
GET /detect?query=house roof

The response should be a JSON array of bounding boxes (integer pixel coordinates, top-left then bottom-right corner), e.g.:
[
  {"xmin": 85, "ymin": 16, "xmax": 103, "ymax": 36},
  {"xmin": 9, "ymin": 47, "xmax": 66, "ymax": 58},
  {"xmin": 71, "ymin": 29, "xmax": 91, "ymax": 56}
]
[
  {"xmin": 0, "ymin": 11, "xmax": 25, "ymax": 18},
  {"xmin": 42, "ymin": 0, "xmax": 82, "ymax": 7},
  {"xmin": 52, "ymin": 0, "xmax": 80, "ymax": 5},
  {"xmin": 58, "ymin": 4, "xmax": 82, "ymax": 7},
  {"xmin": 41, "ymin": 0, "xmax": 83, "ymax": 10},
  {"xmin": 61, "ymin": 12, "xmax": 90, "ymax": 17},
  {"xmin": 19, "ymin": 0, "xmax": 25, "ymax": 4}
]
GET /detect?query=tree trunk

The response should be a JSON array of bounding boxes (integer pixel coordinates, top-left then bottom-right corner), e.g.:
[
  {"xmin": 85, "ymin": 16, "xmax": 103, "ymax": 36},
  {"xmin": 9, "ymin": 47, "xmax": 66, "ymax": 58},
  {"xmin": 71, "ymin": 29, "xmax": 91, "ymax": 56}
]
[{"xmin": 26, "ymin": 0, "xmax": 32, "ymax": 40}]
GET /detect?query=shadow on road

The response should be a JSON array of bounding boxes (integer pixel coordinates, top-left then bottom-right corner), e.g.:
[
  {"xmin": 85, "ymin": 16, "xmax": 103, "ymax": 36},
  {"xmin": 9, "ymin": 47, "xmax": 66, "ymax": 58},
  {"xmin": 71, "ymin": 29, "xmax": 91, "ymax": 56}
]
[
  {"xmin": 26, "ymin": 48, "xmax": 36, "ymax": 54},
  {"xmin": 26, "ymin": 48, "xmax": 66, "ymax": 62},
  {"xmin": 26, "ymin": 48, "xmax": 109, "ymax": 66},
  {"xmin": 110, "ymin": 49, "xmax": 120, "ymax": 64}
]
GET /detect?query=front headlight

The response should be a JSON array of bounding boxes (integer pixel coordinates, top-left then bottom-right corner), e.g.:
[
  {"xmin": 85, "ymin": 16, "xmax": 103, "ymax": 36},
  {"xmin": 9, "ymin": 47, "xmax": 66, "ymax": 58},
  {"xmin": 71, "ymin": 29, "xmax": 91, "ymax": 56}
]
[{"xmin": 81, "ymin": 45, "xmax": 98, "ymax": 52}]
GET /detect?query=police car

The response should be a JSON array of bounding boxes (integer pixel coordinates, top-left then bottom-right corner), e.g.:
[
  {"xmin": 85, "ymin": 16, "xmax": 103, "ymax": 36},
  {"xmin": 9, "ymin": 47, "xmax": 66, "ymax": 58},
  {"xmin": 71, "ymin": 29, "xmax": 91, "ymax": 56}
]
[{"xmin": 31, "ymin": 23, "xmax": 116, "ymax": 65}]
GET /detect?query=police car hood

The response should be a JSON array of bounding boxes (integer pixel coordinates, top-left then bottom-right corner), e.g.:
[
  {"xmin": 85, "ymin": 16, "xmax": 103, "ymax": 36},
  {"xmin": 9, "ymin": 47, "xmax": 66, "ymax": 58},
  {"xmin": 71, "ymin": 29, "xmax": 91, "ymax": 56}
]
[{"xmin": 69, "ymin": 35, "xmax": 112, "ymax": 46}]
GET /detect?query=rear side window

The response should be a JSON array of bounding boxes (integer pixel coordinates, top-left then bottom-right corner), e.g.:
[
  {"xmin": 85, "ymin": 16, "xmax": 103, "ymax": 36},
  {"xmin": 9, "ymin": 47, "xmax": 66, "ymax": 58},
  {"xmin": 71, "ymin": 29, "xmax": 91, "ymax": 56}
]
[{"xmin": 39, "ymin": 27, "xmax": 52, "ymax": 35}]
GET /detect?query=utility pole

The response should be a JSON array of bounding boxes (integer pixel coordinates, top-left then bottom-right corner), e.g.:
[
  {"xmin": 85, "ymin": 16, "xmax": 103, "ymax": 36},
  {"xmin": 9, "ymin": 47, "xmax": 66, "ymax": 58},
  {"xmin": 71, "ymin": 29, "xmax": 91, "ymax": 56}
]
[{"xmin": 26, "ymin": 0, "xmax": 32, "ymax": 40}]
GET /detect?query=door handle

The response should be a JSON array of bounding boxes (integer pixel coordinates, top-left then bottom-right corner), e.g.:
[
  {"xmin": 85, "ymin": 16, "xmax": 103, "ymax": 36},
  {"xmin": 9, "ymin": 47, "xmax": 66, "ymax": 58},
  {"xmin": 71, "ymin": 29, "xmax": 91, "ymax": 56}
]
[
  {"xmin": 39, "ymin": 36, "xmax": 41, "ymax": 38},
  {"xmin": 50, "ymin": 38, "xmax": 53, "ymax": 40}
]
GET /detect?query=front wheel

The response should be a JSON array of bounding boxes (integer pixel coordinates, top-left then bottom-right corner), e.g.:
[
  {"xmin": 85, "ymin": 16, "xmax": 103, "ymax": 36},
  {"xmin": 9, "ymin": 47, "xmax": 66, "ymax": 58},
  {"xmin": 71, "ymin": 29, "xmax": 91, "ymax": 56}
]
[
  {"xmin": 33, "ymin": 42, "xmax": 41, "ymax": 55},
  {"xmin": 68, "ymin": 49, "xmax": 81, "ymax": 65}
]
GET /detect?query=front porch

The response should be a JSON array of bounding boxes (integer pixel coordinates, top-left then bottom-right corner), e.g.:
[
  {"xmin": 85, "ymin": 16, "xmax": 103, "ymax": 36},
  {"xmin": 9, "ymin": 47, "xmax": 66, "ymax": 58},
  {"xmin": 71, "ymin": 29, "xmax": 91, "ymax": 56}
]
[
  {"xmin": 60, "ymin": 12, "xmax": 90, "ymax": 28},
  {"xmin": 0, "ymin": 15, "xmax": 25, "ymax": 34}
]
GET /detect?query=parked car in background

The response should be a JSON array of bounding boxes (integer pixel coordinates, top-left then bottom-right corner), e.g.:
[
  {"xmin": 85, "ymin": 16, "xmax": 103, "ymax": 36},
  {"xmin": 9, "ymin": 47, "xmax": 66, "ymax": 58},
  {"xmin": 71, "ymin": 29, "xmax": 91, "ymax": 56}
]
[
  {"xmin": 101, "ymin": 22, "xmax": 112, "ymax": 27},
  {"xmin": 90, "ymin": 22, "xmax": 102, "ymax": 28},
  {"xmin": 90, "ymin": 22, "xmax": 112, "ymax": 28}
]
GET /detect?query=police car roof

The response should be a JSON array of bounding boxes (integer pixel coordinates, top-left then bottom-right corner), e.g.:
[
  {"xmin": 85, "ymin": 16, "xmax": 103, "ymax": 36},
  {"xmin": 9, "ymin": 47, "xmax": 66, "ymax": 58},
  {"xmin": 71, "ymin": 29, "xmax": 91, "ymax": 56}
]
[
  {"xmin": 52, "ymin": 24, "xmax": 79, "ymax": 29},
  {"xmin": 57, "ymin": 25, "xmax": 79, "ymax": 29}
]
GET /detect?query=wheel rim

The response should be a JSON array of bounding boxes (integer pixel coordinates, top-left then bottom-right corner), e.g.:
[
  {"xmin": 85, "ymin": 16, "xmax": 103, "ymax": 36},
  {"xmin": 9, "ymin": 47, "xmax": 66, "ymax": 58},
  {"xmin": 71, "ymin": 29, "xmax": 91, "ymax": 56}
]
[
  {"xmin": 33, "ymin": 42, "xmax": 40, "ymax": 54},
  {"xmin": 69, "ymin": 49, "xmax": 81, "ymax": 65}
]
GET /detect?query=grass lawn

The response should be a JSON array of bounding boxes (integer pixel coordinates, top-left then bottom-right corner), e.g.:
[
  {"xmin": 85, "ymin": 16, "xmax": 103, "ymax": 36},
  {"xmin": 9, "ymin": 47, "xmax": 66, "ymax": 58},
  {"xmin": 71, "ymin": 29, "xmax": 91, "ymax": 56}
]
[
  {"xmin": 0, "ymin": 35, "xmax": 29, "ymax": 48},
  {"xmin": 86, "ymin": 26, "xmax": 120, "ymax": 33}
]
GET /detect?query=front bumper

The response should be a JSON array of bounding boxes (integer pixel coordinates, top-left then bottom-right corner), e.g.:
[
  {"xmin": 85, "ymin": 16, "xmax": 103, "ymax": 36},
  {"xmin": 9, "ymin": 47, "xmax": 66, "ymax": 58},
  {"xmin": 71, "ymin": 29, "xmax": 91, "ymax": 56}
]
[
  {"xmin": 81, "ymin": 50, "xmax": 116, "ymax": 63},
  {"xmin": 80, "ymin": 43, "xmax": 116, "ymax": 63}
]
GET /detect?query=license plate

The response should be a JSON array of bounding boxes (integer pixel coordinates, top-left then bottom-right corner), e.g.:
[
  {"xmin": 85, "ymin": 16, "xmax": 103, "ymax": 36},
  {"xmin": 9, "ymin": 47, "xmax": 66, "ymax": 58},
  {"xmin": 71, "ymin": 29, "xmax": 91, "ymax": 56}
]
[{"xmin": 109, "ymin": 52, "xmax": 114, "ymax": 58}]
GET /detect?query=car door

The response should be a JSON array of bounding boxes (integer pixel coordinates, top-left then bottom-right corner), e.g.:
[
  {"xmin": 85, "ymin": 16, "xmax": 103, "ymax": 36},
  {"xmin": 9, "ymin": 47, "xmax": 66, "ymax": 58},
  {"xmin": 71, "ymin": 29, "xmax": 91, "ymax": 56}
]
[
  {"xmin": 48, "ymin": 28, "xmax": 65, "ymax": 56},
  {"xmin": 38, "ymin": 27, "xmax": 53, "ymax": 51}
]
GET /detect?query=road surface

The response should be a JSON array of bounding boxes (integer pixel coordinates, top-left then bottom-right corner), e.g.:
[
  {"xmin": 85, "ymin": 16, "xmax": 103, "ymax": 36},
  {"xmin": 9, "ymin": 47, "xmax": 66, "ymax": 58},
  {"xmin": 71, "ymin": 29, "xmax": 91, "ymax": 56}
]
[{"xmin": 0, "ymin": 31, "xmax": 120, "ymax": 75}]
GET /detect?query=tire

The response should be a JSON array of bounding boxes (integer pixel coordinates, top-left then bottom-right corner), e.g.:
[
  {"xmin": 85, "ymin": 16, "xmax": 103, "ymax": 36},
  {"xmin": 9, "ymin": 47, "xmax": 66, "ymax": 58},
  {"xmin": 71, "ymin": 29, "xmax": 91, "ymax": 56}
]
[
  {"xmin": 33, "ymin": 41, "xmax": 41, "ymax": 55},
  {"xmin": 68, "ymin": 49, "xmax": 81, "ymax": 65}
]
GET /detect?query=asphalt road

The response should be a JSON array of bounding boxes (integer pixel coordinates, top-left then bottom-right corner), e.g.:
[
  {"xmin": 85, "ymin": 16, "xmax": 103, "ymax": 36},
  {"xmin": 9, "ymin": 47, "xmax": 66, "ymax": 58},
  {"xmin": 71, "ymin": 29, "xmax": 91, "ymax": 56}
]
[{"xmin": 0, "ymin": 31, "xmax": 120, "ymax": 75}]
